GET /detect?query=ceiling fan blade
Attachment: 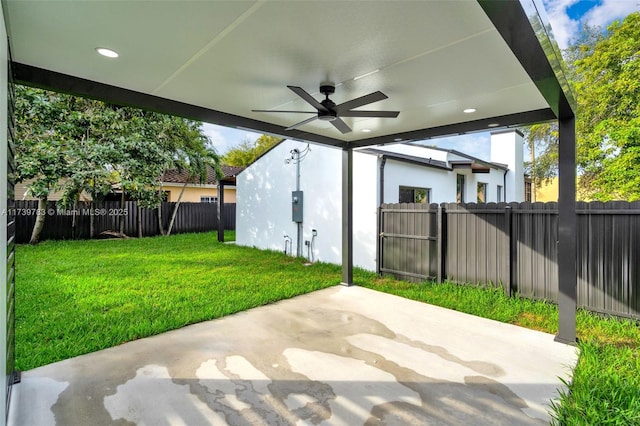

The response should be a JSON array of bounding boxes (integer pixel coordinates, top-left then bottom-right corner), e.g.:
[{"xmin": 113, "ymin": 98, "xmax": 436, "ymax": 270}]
[
  {"xmin": 338, "ymin": 110, "xmax": 400, "ymax": 118},
  {"xmin": 288, "ymin": 86, "xmax": 328, "ymax": 111},
  {"xmin": 335, "ymin": 91, "xmax": 388, "ymax": 112},
  {"xmin": 285, "ymin": 116, "xmax": 318, "ymax": 131},
  {"xmin": 252, "ymin": 109, "xmax": 316, "ymax": 114},
  {"xmin": 330, "ymin": 118, "xmax": 352, "ymax": 134}
]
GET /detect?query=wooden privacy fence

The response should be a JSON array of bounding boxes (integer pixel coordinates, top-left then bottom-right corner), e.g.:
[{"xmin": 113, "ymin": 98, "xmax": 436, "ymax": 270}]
[
  {"xmin": 14, "ymin": 200, "xmax": 236, "ymax": 243},
  {"xmin": 378, "ymin": 201, "xmax": 640, "ymax": 320}
]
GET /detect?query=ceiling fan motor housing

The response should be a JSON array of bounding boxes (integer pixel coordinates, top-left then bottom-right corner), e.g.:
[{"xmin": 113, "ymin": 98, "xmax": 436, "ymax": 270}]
[
  {"xmin": 318, "ymin": 97, "xmax": 337, "ymax": 121},
  {"xmin": 319, "ymin": 83, "xmax": 335, "ymax": 96}
]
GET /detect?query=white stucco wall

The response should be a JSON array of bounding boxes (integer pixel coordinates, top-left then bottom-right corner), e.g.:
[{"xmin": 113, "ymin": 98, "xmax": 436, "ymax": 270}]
[
  {"xmin": 237, "ymin": 136, "xmax": 523, "ymax": 273},
  {"xmin": 382, "ymin": 160, "xmax": 452, "ymax": 203},
  {"xmin": 236, "ymin": 140, "xmax": 378, "ymax": 270},
  {"xmin": 0, "ymin": 5, "xmax": 9, "ymax": 422},
  {"xmin": 375, "ymin": 145, "xmax": 508, "ymax": 204},
  {"xmin": 455, "ymin": 168, "xmax": 508, "ymax": 204},
  {"xmin": 490, "ymin": 130, "xmax": 524, "ymax": 201}
]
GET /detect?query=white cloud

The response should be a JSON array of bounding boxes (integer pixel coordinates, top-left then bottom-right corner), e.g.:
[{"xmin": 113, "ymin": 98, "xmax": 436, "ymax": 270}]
[
  {"xmin": 543, "ymin": 0, "xmax": 581, "ymax": 49},
  {"xmin": 543, "ymin": 0, "xmax": 639, "ymax": 49},
  {"xmin": 583, "ymin": 0, "xmax": 639, "ymax": 29}
]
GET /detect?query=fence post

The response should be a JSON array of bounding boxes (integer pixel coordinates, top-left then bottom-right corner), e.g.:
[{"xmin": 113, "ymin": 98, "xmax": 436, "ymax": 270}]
[
  {"xmin": 437, "ymin": 205, "xmax": 445, "ymax": 283},
  {"xmin": 217, "ymin": 182, "xmax": 225, "ymax": 242},
  {"xmin": 505, "ymin": 205, "xmax": 514, "ymax": 297}
]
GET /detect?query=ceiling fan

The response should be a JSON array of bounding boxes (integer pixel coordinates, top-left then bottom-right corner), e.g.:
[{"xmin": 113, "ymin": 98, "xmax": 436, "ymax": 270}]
[{"xmin": 252, "ymin": 82, "xmax": 400, "ymax": 134}]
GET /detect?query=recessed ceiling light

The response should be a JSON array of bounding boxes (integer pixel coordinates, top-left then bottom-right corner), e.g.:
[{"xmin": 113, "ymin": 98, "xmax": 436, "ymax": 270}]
[
  {"xmin": 362, "ymin": 128, "xmax": 372, "ymax": 133},
  {"xmin": 394, "ymin": 138, "xmax": 403, "ymax": 142},
  {"xmin": 488, "ymin": 123, "xmax": 500, "ymax": 128},
  {"xmin": 95, "ymin": 47, "xmax": 119, "ymax": 58},
  {"xmin": 463, "ymin": 108, "xmax": 476, "ymax": 114}
]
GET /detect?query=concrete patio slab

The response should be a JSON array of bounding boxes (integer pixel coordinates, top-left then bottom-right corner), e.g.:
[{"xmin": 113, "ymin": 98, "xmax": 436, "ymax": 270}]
[{"xmin": 9, "ymin": 286, "xmax": 578, "ymax": 426}]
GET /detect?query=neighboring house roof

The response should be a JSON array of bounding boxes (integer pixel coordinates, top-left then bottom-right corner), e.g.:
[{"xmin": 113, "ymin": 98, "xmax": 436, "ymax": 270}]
[
  {"xmin": 359, "ymin": 148, "xmax": 450, "ymax": 171},
  {"xmin": 407, "ymin": 143, "xmax": 509, "ymax": 171},
  {"xmin": 161, "ymin": 165, "xmax": 244, "ymax": 185}
]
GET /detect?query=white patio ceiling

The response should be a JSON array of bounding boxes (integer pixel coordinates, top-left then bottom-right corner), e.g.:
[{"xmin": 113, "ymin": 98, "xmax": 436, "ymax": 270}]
[{"xmin": 4, "ymin": 0, "xmax": 573, "ymax": 148}]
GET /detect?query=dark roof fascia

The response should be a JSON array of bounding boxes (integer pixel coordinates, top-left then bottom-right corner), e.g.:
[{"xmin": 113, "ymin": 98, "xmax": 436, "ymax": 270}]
[
  {"xmin": 449, "ymin": 161, "xmax": 492, "ymax": 174},
  {"xmin": 412, "ymin": 144, "xmax": 509, "ymax": 171},
  {"xmin": 12, "ymin": 63, "xmax": 348, "ymax": 150},
  {"xmin": 359, "ymin": 148, "xmax": 451, "ymax": 171},
  {"xmin": 477, "ymin": 0, "xmax": 577, "ymax": 119}
]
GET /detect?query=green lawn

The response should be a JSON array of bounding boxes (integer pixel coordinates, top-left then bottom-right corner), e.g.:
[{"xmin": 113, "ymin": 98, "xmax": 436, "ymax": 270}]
[
  {"xmin": 16, "ymin": 231, "xmax": 345, "ymax": 370},
  {"xmin": 16, "ymin": 233, "xmax": 639, "ymax": 424}
]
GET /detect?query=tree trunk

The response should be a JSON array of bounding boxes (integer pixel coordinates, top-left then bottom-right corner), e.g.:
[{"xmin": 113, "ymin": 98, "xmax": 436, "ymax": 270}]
[
  {"xmin": 137, "ymin": 204, "xmax": 143, "ymax": 238},
  {"xmin": 119, "ymin": 191, "xmax": 126, "ymax": 234},
  {"xmin": 166, "ymin": 182, "xmax": 187, "ymax": 236},
  {"xmin": 29, "ymin": 197, "xmax": 48, "ymax": 245},
  {"xmin": 157, "ymin": 204, "xmax": 165, "ymax": 236}
]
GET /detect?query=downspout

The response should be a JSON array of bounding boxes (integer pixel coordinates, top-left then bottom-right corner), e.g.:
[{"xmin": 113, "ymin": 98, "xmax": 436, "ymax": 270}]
[
  {"xmin": 379, "ymin": 156, "xmax": 387, "ymax": 204},
  {"xmin": 502, "ymin": 169, "xmax": 508, "ymax": 202}
]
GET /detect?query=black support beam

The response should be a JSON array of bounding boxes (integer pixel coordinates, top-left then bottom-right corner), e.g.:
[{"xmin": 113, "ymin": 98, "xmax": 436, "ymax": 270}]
[
  {"xmin": 12, "ymin": 62, "xmax": 347, "ymax": 149},
  {"xmin": 556, "ymin": 114, "xmax": 577, "ymax": 344},
  {"xmin": 341, "ymin": 148, "xmax": 353, "ymax": 286}
]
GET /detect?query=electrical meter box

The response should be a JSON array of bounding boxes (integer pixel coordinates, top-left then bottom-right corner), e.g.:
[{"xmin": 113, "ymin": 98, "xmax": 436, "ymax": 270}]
[{"xmin": 292, "ymin": 190, "xmax": 303, "ymax": 223}]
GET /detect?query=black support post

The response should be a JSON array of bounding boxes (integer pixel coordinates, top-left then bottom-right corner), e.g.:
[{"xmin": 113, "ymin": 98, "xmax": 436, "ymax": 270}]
[
  {"xmin": 341, "ymin": 148, "xmax": 353, "ymax": 286},
  {"xmin": 556, "ymin": 115, "xmax": 577, "ymax": 344}
]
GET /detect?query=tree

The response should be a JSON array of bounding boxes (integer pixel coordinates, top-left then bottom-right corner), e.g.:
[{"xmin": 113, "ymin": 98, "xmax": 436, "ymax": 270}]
[
  {"xmin": 575, "ymin": 13, "xmax": 640, "ymax": 200},
  {"xmin": 14, "ymin": 87, "xmax": 75, "ymax": 243},
  {"xmin": 14, "ymin": 85, "xmax": 219, "ymax": 242},
  {"xmin": 523, "ymin": 123, "xmax": 558, "ymax": 199},
  {"xmin": 521, "ymin": 15, "xmax": 639, "ymax": 200},
  {"xmin": 165, "ymin": 122, "xmax": 221, "ymax": 236},
  {"xmin": 223, "ymin": 135, "xmax": 282, "ymax": 166}
]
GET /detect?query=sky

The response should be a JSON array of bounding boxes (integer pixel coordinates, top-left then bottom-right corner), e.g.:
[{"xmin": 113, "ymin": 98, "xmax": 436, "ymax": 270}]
[{"xmin": 202, "ymin": 0, "xmax": 638, "ymax": 161}]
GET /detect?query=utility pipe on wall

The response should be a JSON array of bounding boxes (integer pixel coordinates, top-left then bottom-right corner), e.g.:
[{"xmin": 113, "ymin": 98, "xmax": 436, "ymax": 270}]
[
  {"xmin": 286, "ymin": 145, "xmax": 310, "ymax": 257},
  {"xmin": 294, "ymin": 148, "xmax": 302, "ymax": 257}
]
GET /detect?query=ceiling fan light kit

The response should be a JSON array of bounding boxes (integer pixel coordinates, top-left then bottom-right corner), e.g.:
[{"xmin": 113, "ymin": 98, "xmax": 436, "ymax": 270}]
[{"xmin": 252, "ymin": 82, "xmax": 399, "ymax": 134}]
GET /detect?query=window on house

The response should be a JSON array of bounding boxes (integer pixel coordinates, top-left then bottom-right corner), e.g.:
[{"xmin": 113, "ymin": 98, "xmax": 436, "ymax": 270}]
[
  {"xmin": 456, "ymin": 174, "xmax": 465, "ymax": 203},
  {"xmin": 399, "ymin": 186, "xmax": 431, "ymax": 204},
  {"xmin": 497, "ymin": 185, "xmax": 503, "ymax": 203},
  {"xmin": 200, "ymin": 196, "xmax": 218, "ymax": 203},
  {"xmin": 477, "ymin": 182, "xmax": 487, "ymax": 203},
  {"xmin": 524, "ymin": 182, "xmax": 532, "ymax": 202}
]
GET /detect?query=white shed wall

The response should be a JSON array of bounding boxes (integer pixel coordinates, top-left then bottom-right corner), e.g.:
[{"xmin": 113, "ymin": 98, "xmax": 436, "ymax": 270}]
[{"xmin": 236, "ymin": 141, "xmax": 379, "ymax": 270}]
